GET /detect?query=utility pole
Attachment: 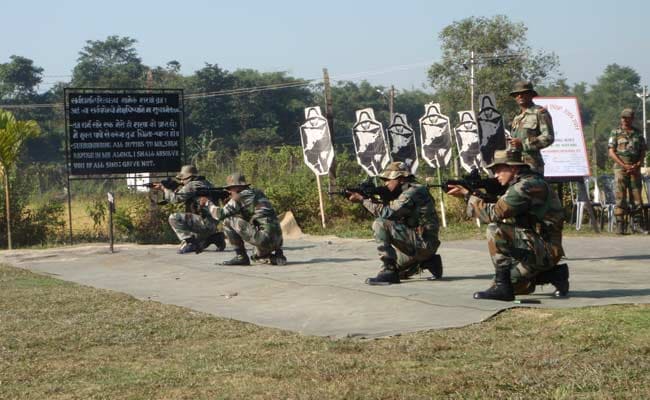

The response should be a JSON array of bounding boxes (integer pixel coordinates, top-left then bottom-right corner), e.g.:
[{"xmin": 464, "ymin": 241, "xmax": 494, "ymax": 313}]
[
  {"xmin": 389, "ymin": 85, "xmax": 395, "ymax": 121},
  {"xmin": 469, "ymin": 50, "xmax": 475, "ymax": 113},
  {"xmin": 636, "ymin": 85, "xmax": 648, "ymax": 167},
  {"xmin": 323, "ymin": 68, "xmax": 336, "ymax": 188}
]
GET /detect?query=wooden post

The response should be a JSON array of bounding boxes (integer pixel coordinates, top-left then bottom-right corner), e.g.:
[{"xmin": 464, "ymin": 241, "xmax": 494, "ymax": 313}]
[
  {"xmin": 316, "ymin": 174, "xmax": 326, "ymax": 229},
  {"xmin": 323, "ymin": 68, "xmax": 336, "ymax": 191},
  {"xmin": 108, "ymin": 192, "xmax": 115, "ymax": 253},
  {"xmin": 436, "ymin": 168, "xmax": 447, "ymax": 228}
]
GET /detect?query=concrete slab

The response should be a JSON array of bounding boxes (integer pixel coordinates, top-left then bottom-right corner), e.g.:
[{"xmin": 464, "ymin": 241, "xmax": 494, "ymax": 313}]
[{"xmin": 1, "ymin": 236, "xmax": 649, "ymax": 338}]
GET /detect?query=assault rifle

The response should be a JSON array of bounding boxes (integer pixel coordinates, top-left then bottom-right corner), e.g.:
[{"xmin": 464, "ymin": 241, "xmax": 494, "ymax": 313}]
[
  {"xmin": 328, "ymin": 177, "xmax": 399, "ymax": 204},
  {"xmin": 195, "ymin": 187, "xmax": 231, "ymax": 204},
  {"xmin": 429, "ymin": 169, "xmax": 506, "ymax": 203},
  {"xmin": 143, "ymin": 177, "xmax": 180, "ymax": 191}
]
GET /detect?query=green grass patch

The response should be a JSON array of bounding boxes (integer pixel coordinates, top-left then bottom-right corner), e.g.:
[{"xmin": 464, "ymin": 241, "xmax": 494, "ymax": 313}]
[{"xmin": 1, "ymin": 264, "xmax": 649, "ymax": 399}]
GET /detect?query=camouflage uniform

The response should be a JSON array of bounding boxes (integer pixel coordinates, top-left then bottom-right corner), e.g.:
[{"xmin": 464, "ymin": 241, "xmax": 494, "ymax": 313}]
[
  {"xmin": 467, "ymin": 170, "xmax": 565, "ymax": 280},
  {"xmin": 164, "ymin": 176, "xmax": 218, "ymax": 244},
  {"xmin": 206, "ymin": 187, "xmax": 283, "ymax": 258},
  {"xmin": 607, "ymin": 121, "xmax": 647, "ymax": 230},
  {"xmin": 362, "ymin": 178, "xmax": 440, "ymax": 274},
  {"xmin": 509, "ymin": 81, "xmax": 555, "ymax": 174}
]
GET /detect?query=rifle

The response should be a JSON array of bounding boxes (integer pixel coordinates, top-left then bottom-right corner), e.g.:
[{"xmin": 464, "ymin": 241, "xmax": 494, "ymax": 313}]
[
  {"xmin": 142, "ymin": 177, "xmax": 180, "ymax": 191},
  {"xmin": 429, "ymin": 169, "xmax": 506, "ymax": 203},
  {"xmin": 195, "ymin": 187, "xmax": 231, "ymax": 204},
  {"xmin": 328, "ymin": 177, "xmax": 399, "ymax": 203}
]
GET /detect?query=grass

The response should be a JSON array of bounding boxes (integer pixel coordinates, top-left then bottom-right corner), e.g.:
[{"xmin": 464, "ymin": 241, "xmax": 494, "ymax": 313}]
[{"xmin": 1, "ymin": 264, "xmax": 649, "ymax": 399}]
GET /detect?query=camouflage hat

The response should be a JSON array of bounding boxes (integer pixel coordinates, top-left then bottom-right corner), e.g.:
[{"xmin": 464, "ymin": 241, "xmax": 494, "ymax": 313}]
[
  {"xmin": 176, "ymin": 165, "xmax": 198, "ymax": 180},
  {"xmin": 509, "ymin": 81, "xmax": 538, "ymax": 97},
  {"xmin": 620, "ymin": 108, "xmax": 635, "ymax": 118},
  {"xmin": 224, "ymin": 172, "xmax": 250, "ymax": 188},
  {"xmin": 486, "ymin": 149, "xmax": 527, "ymax": 169},
  {"xmin": 378, "ymin": 162, "xmax": 412, "ymax": 180}
]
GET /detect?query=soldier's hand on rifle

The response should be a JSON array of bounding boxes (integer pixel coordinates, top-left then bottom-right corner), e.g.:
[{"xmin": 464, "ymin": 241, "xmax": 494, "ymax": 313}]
[
  {"xmin": 446, "ymin": 184, "xmax": 469, "ymax": 198},
  {"xmin": 198, "ymin": 196, "xmax": 210, "ymax": 207},
  {"xmin": 347, "ymin": 192, "xmax": 364, "ymax": 203},
  {"xmin": 508, "ymin": 138, "xmax": 522, "ymax": 148}
]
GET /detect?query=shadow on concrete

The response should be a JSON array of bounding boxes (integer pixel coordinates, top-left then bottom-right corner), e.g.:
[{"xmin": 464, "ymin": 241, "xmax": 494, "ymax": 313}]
[
  {"xmin": 282, "ymin": 245, "xmax": 317, "ymax": 251},
  {"xmin": 300, "ymin": 257, "xmax": 369, "ymax": 265},
  {"xmin": 569, "ymin": 288, "xmax": 650, "ymax": 298}
]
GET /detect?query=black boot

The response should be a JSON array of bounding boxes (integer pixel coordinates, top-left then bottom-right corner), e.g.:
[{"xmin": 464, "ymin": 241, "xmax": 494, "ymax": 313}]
[
  {"xmin": 473, "ymin": 269, "xmax": 515, "ymax": 301},
  {"xmin": 270, "ymin": 249, "xmax": 287, "ymax": 265},
  {"xmin": 206, "ymin": 232, "xmax": 227, "ymax": 251},
  {"xmin": 222, "ymin": 249, "xmax": 251, "ymax": 266},
  {"xmin": 536, "ymin": 263, "xmax": 569, "ymax": 298},
  {"xmin": 630, "ymin": 218, "xmax": 649, "ymax": 235},
  {"xmin": 420, "ymin": 254, "xmax": 443, "ymax": 279},
  {"xmin": 366, "ymin": 266, "xmax": 400, "ymax": 286},
  {"xmin": 615, "ymin": 218, "xmax": 626, "ymax": 235}
]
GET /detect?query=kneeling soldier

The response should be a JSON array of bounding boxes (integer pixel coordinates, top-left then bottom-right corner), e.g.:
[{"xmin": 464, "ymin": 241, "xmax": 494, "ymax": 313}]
[
  {"xmin": 199, "ymin": 173, "xmax": 286, "ymax": 266},
  {"xmin": 347, "ymin": 162, "xmax": 442, "ymax": 285},
  {"xmin": 447, "ymin": 148, "xmax": 569, "ymax": 301}
]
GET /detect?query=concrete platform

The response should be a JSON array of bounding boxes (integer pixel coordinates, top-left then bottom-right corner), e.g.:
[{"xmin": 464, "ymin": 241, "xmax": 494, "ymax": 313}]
[{"xmin": 1, "ymin": 236, "xmax": 649, "ymax": 338}]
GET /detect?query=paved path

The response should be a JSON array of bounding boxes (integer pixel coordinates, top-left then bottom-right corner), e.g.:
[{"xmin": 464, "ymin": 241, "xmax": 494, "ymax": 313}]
[{"xmin": 2, "ymin": 236, "xmax": 649, "ymax": 338}]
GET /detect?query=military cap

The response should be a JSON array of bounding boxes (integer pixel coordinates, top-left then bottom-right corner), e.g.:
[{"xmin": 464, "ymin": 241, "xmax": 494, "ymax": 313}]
[
  {"xmin": 486, "ymin": 148, "xmax": 527, "ymax": 169},
  {"xmin": 509, "ymin": 81, "xmax": 538, "ymax": 97},
  {"xmin": 620, "ymin": 108, "xmax": 635, "ymax": 118},
  {"xmin": 176, "ymin": 165, "xmax": 198, "ymax": 180},
  {"xmin": 378, "ymin": 161, "xmax": 413, "ymax": 180},
  {"xmin": 224, "ymin": 172, "xmax": 250, "ymax": 188}
]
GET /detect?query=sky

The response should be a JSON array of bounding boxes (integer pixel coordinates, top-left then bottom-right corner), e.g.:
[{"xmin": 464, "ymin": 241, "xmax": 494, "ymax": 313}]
[{"xmin": 2, "ymin": 0, "xmax": 649, "ymax": 94}]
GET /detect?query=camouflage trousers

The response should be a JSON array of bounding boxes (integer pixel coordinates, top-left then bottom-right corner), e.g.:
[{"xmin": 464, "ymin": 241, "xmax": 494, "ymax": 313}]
[
  {"xmin": 223, "ymin": 216, "xmax": 283, "ymax": 256},
  {"xmin": 168, "ymin": 212, "xmax": 218, "ymax": 242},
  {"xmin": 614, "ymin": 169, "xmax": 643, "ymax": 218},
  {"xmin": 486, "ymin": 222, "xmax": 563, "ymax": 279},
  {"xmin": 372, "ymin": 217, "xmax": 440, "ymax": 272}
]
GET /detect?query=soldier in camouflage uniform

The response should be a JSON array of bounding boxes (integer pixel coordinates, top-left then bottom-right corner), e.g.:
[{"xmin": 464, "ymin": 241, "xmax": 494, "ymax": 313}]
[
  {"xmin": 509, "ymin": 81, "xmax": 555, "ymax": 175},
  {"xmin": 199, "ymin": 173, "xmax": 286, "ymax": 266},
  {"xmin": 447, "ymin": 148, "xmax": 569, "ymax": 301},
  {"xmin": 608, "ymin": 108, "xmax": 648, "ymax": 235},
  {"xmin": 157, "ymin": 165, "xmax": 226, "ymax": 254},
  {"xmin": 347, "ymin": 162, "xmax": 442, "ymax": 285}
]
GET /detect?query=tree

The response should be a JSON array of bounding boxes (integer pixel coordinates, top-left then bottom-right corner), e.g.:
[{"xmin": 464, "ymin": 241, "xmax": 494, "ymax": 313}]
[
  {"xmin": 0, "ymin": 55, "xmax": 44, "ymax": 100},
  {"xmin": 71, "ymin": 36, "xmax": 146, "ymax": 88},
  {"xmin": 0, "ymin": 109, "xmax": 41, "ymax": 249},
  {"xmin": 427, "ymin": 15, "xmax": 561, "ymax": 123}
]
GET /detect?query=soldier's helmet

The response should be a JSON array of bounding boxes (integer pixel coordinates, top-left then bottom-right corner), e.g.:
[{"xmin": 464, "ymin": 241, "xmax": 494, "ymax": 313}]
[
  {"xmin": 509, "ymin": 81, "xmax": 538, "ymax": 97},
  {"xmin": 224, "ymin": 172, "xmax": 250, "ymax": 188},
  {"xmin": 176, "ymin": 165, "xmax": 198, "ymax": 180},
  {"xmin": 620, "ymin": 108, "xmax": 635, "ymax": 118},
  {"xmin": 378, "ymin": 161, "xmax": 413, "ymax": 180},
  {"xmin": 486, "ymin": 148, "xmax": 528, "ymax": 170}
]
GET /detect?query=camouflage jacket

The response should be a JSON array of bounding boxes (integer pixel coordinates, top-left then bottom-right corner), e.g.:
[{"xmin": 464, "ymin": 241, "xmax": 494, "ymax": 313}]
[
  {"xmin": 467, "ymin": 171, "xmax": 564, "ymax": 244},
  {"xmin": 362, "ymin": 182, "xmax": 440, "ymax": 240},
  {"xmin": 511, "ymin": 104, "xmax": 554, "ymax": 173},
  {"xmin": 206, "ymin": 187, "xmax": 281, "ymax": 233},
  {"xmin": 607, "ymin": 127, "xmax": 647, "ymax": 168},
  {"xmin": 163, "ymin": 177, "xmax": 214, "ymax": 216}
]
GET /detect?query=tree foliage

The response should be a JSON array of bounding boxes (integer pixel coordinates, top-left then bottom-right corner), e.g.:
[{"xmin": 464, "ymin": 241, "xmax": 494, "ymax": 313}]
[
  {"xmin": 72, "ymin": 36, "xmax": 146, "ymax": 88},
  {"xmin": 428, "ymin": 15, "xmax": 561, "ymax": 122}
]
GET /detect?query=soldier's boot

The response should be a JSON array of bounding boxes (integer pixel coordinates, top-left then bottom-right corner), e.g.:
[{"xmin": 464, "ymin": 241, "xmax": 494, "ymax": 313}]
[
  {"xmin": 420, "ymin": 254, "xmax": 443, "ymax": 280},
  {"xmin": 535, "ymin": 263, "xmax": 570, "ymax": 298},
  {"xmin": 366, "ymin": 261, "xmax": 400, "ymax": 286},
  {"xmin": 222, "ymin": 249, "xmax": 251, "ymax": 266},
  {"xmin": 269, "ymin": 249, "xmax": 287, "ymax": 266},
  {"xmin": 513, "ymin": 279, "xmax": 536, "ymax": 295},
  {"xmin": 615, "ymin": 217, "xmax": 626, "ymax": 235},
  {"xmin": 630, "ymin": 217, "xmax": 649, "ymax": 235},
  {"xmin": 177, "ymin": 237, "xmax": 200, "ymax": 254},
  {"xmin": 206, "ymin": 232, "xmax": 227, "ymax": 251},
  {"xmin": 473, "ymin": 268, "xmax": 515, "ymax": 301}
]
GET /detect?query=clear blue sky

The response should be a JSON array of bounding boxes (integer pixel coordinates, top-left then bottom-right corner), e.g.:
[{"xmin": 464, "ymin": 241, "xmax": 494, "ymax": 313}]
[{"xmin": 2, "ymin": 0, "xmax": 648, "ymax": 93}]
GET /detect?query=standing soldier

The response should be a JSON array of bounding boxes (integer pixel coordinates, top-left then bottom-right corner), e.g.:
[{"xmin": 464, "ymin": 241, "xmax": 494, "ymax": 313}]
[
  {"xmin": 608, "ymin": 108, "xmax": 648, "ymax": 235},
  {"xmin": 508, "ymin": 81, "xmax": 555, "ymax": 175},
  {"xmin": 200, "ymin": 173, "xmax": 286, "ymax": 266},
  {"xmin": 156, "ymin": 165, "xmax": 226, "ymax": 254},
  {"xmin": 446, "ymin": 148, "xmax": 569, "ymax": 301},
  {"xmin": 346, "ymin": 162, "xmax": 442, "ymax": 285}
]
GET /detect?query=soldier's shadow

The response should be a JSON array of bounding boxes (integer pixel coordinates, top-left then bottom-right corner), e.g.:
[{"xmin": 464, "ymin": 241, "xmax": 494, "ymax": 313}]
[
  {"xmin": 567, "ymin": 288, "xmax": 650, "ymax": 298},
  {"xmin": 568, "ymin": 255, "xmax": 650, "ymax": 261},
  {"xmin": 300, "ymin": 257, "xmax": 368, "ymax": 265}
]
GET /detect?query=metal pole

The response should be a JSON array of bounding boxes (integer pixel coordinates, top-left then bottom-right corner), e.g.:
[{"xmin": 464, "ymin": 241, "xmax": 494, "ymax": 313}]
[
  {"xmin": 323, "ymin": 68, "xmax": 337, "ymax": 190},
  {"xmin": 389, "ymin": 85, "xmax": 395, "ymax": 121},
  {"xmin": 643, "ymin": 85, "xmax": 648, "ymax": 167},
  {"xmin": 108, "ymin": 192, "xmax": 115, "ymax": 253},
  {"xmin": 470, "ymin": 50, "xmax": 475, "ymax": 113}
]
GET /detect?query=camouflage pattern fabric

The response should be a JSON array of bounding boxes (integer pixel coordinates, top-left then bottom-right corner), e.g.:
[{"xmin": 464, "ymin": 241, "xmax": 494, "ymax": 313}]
[
  {"xmin": 608, "ymin": 127, "xmax": 647, "ymax": 217},
  {"xmin": 206, "ymin": 187, "xmax": 283, "ymax": 256},
  {"xmin": 362, "ymin": 182, "xmax": 440, "ymax": 271},
  {"xmin": 163, "ymin": 177, "xmax": 219, "ymax": 241},
  {"xmin": 467, "ymin": 171, "xmax": 564, "ymax": 277},
  {"xmin": 510, "ymin": 104, "xmax": 554, "ymax": 174}
]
